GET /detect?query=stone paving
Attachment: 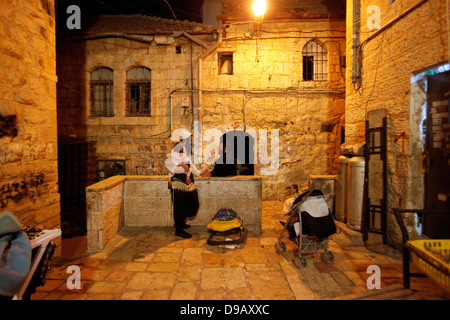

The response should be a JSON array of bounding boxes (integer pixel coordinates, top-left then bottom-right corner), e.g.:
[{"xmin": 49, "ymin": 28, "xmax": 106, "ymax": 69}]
[{"xmin": 30, "ymin": 201, "xmax": 450, "ymax": 300}]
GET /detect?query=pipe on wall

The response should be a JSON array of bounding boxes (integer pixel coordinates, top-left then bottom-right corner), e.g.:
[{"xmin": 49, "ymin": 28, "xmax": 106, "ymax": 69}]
[
  {"xmin": 355, "ymin": 0, "xmax": 431, "ymax": 89},
  {"xmin": 447, "ymin": 0, "xmax": 450, "ymax": 62},
  {"xmin": 198, "ymin": 29, "xmax": 224, "ymax": 123},
  {"xmin": 352, "ymin": 0, "xmax": 360, "ymax": 84}
]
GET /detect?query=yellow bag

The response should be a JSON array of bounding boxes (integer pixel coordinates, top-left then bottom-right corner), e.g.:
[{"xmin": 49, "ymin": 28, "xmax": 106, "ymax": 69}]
[
  {"xmin": 206, "ymin": 208, "xmax": 247, "ymax": 247},
  {"xmin": 207, "ymin": 217, "xmax": 243, "ymax": 232}
]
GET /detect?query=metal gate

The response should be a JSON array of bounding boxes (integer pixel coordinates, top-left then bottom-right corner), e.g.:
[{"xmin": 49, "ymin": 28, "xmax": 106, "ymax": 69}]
[{"xmin": 364, "ymin": 110, "xmax": 388, "ymax": 244}]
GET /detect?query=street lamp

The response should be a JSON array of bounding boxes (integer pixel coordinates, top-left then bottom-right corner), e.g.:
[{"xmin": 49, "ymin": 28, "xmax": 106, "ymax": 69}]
[
  {"xmin": 253, "ymin": 0, "xmax": 266, "ymax": 62},
  {"xmin": 253, "ymin": 0, "xmax": 267, "ymax": 22}
]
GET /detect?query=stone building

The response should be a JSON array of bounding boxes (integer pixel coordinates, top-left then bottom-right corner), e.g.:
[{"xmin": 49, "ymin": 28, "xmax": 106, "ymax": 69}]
[
  {"xmin": 1, "ymin": 0, "xmax": 448, "ymax": 253},
  {"xmin": 55, "ymin": 0, "xmax": 348, "ymax": 237},
  {"xmin": 345, "ymin": 0, "xmax": 449, "ymax": 246},
  {"xmin": 199, "ymin": 0, "xmax": 346, "ymax": 198},
  {"xmin": 0, "ymin": 0, "xmax": 60, "ymax": 249},
  {"xmin": 56, "ymin": 15, "xmax": 218, "ymax": 236},
  {"xmin": 57, "ymin": 0, "xmax": 346, "ymax": 199}
]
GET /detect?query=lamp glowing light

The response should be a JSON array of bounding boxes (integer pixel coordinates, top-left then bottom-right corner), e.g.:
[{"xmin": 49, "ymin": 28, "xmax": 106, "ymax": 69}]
[
  {"xmin": 253, "ymin": 0, "xmax": 267, "ymax": 18},
  {"xmin": 253, "ymin": 0, "xmax": 266, "ymax": 62}
]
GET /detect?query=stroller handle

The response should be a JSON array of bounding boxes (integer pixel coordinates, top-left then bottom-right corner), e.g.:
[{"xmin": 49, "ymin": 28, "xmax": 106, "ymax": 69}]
[
  {"xmin": 287, "ymin": 177, "xmax": 343, "ymax": 215},
  {"xmin": 309, "ymin": 177, "xmax": 343, "ymax": 203},
  {"xmin": 325, "ymin": 177, "xmax": 343, "ymax": 202}
]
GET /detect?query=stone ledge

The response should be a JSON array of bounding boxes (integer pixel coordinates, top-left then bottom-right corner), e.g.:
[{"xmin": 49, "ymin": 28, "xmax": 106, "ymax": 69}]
[
  {"xmin": 87, "ymin": 175, "xmax": 126, "ymax": 191},
  {"xmin": 86, "ymin": 175, "xmax": 262, "ymax": 253}
]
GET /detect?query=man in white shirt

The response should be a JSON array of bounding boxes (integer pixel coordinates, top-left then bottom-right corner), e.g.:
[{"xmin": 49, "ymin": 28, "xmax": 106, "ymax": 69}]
[{"xmin": 165, "ymin": 140, "xmax": 209, "ymax": 238}]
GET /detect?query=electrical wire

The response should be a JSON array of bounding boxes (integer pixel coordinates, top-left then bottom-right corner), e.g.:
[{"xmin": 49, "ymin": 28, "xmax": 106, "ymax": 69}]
[
  {"xmin": 163, "ymin": 0, "xmax": 184, "ymax": 32},
  {"xmin": 114, "ymin": 0, "xmax": 155, "ymax": 16},
  {"xmin": 94, "ymin": 0, "xmax": 121, "ymax": 15},
  {"xmin": 146, "ymin": 0, "xmax": 202, "ymax": 20},
  {"xmin": 364, "ymin": 32, "xmax": 385, "ymax": 120}
]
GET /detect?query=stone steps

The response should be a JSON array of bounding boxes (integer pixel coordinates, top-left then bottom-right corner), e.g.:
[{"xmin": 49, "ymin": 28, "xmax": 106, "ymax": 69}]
[{"xmin": 333, "ymin": 220, "xmax": 365, "ymax": 247}]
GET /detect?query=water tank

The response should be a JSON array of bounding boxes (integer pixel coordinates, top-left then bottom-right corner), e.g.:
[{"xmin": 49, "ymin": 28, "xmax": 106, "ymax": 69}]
[
  {"xmin": 346, "ymin": 156, "xmax": 365, "ymax": 231},
  {"xmin": 335, "ymin": 155, "xmax": 350, "ymax": 222}
]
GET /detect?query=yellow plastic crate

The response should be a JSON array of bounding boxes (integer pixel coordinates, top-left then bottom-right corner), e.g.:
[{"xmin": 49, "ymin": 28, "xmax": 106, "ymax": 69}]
[{"xmin": 405, "ymin": 240, "xmax": 450, "ymax": 292}]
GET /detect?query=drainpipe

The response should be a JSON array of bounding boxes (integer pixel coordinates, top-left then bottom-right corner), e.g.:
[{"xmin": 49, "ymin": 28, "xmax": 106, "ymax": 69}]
[
  {"xmin": 173, "ymin": 28, "xmax": 223, "ymax": 123},
  {"xmin": 167, "ymin": 29, "xmax": 222, "ymax": 136},
  {"xmin": 352, "ymin": 0, "xmax": 360, "ymax": 84},
  {"xmin": 169, "ymin": 31, "xmax": 214, "ymax": 133},
  {"xmin": 242, "ymin": 94, "xmax": 247, "ymax": 132},
  {"xmin": 448, "ymin": 0, "xmax": 450, "ymax": 63},
  {"xmin": 198, "ymin": 27, "xmax": 224, "ymax": 122},
  {"xmin": 169, "ymin": 88, "xmax": 200, "ymax": 135},
  {"xmin": 190, "ymin": 41, "xmax": 195, "ymax": 132},
  {"xmin": 181, "ymin": 32, "xmax": 209, "ymax": 49},
  {"xmin": 361, "ymin": 0, "xmax": 429, "ymax": 46},
  {"xmin": 355, "ymin": 0, "xmax": 430, "ymax": 87}
]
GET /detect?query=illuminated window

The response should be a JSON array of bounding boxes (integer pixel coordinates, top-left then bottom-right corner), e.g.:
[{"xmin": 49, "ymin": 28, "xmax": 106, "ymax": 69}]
[
  {"xmin": 302, "ymin": 40, "xmax": 327, "ymax": 81},
  {"xmin": 126, "ymin": 67, "xmax": 151, "ymax": 117},
  {"xmin": 90, "ymin": 67, "xmax": 114, "ymax": 117}
]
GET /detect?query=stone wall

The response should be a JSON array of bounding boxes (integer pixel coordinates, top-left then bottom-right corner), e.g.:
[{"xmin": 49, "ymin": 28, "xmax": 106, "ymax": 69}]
[
  {"xmin": 0, "ymin": 0, "xmax": 60, "ymax": 246},
  {"xmin": 57, "ymin": 33, "xmax": 215, "ymax": 176},
  {"xmin": 200, "ymin": 20, "xmax": 346, "ymax": 199},
  {"xmin": 58, "ymin": 13, "xmax": 346, "ymax": 202},
  {"xmin": 86, "ymin": 175, "xmax": 124, "ymax": 252},
  {"xmin": 345, "ymin": 0, "xmax": 449, "ymax": 246},
  {"xmin": 86, "ymin": 175, "xmax": 262, "ymax": 252},
  {"xmin": 124, "ymin": 176, "xmax": 262, "ymax": 229}
]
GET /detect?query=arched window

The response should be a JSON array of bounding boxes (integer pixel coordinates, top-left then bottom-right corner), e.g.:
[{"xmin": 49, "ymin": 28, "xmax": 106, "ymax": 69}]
[
  {"xmin": 302, "ymin": 40, "xmax": 327, "ymax": 81},
  {"xmin": 90, "ymin": 67, "xmax": 114, "ymax": 117},
  {"xmin": 126, "ymin": 67, "xmax": 151, "ymax": 117}
]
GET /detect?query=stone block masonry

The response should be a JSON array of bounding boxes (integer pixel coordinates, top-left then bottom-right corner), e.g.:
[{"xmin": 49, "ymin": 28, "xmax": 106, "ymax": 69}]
[
  {"xmin": 0, "ymin": 0, "xmax": 61, "ymax": 251},
  {"xmin": 57, "ymin": 14, "xmax": 346, "ymax": 201},
  {"xmin": 86, "ymin": 175, "xmax": 262, "ymax": 253},
  {"xmin": 193, "ymin": 19, "xmax": 346, "ymax": 199},
  {"xmin": 345, "ymin": 0, "xmax": 449, "ymax": 248}
]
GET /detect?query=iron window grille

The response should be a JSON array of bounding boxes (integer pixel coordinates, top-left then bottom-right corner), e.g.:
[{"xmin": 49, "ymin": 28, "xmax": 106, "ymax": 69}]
[
  {"xmin": 126, "ymin": 67, "xmax": 151, "ymax": 117},
  {"xmin": 90, "ymin": 67, "xmax": 114, "ymax": 117},
  {"xmin": 302, "ymin": 40, "xmax": 327, "ymax": 81}
]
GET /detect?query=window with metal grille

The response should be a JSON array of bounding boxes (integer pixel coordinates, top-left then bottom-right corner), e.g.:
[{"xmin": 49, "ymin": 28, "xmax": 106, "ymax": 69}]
[
  {"xmin": 90, "ymin": 67, "xmax": 114, "ymax": 117},
  {"xmin": 302, "ymin": 40, "xmax": 327, "ymax": 81},
  {"xmin": 126, "ymin": 67, "xmax": 151, "ymax": 117}
]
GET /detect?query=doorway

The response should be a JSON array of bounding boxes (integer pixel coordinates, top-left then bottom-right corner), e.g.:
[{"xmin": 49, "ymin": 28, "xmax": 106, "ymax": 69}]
[
  {"xmin": 221, "ymin": 131, "xmax": 255, "ymax": 175},
  {"xmin": 424, "ymin": 69, "xmax": 450, "ymax": 238},
  {"xmin": 58, "ymin": 139, "xmax": 97, "ymax": 238}
]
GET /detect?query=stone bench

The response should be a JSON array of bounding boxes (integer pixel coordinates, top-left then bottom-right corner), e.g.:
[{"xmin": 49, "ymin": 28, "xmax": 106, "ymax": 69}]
[{"xmin": 85, "ymin": 175, "xmax": 262, "ymax": 253}]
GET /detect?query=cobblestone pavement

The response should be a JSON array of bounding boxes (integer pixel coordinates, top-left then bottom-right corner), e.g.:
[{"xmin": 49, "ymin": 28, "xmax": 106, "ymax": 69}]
[{"xmin": 31, "ymin": 201, "xmax": 450, "ymax": 300}]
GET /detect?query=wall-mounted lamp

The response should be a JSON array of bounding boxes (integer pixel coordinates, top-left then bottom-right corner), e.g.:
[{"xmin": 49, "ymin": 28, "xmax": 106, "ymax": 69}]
[
  {"xmin": 253, "ymin": 0, "xmax": 267, "ymax": 23},
  {"xmin": 253, "ymin": 0, "xmax": 267, "ymax": 62}
]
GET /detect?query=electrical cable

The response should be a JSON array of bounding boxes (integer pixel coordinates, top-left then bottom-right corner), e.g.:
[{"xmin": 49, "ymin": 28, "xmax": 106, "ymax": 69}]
[
  {"xmin": 163, "ymin": 0, "xmax": 184, "ymax": 32},
  {"xmin": 94, "ymin": 0, "xmax": 121, "ymax": 15}
]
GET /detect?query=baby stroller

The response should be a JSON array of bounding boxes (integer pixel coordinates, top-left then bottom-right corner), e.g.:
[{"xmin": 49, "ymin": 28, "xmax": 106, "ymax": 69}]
[{"xmin": 276, "ymin": 178, "xmax": 341, "ymax": 268}]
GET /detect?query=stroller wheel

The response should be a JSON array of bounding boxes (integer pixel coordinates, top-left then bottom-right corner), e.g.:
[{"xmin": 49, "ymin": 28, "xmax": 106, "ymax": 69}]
[
  {"xmin": 328, "ymin": 251, "xmax": 334, "ymax": 261},
  {"xmin": 275, "ymin": 241, "xmax": 286, "ymax": 254},
  {"xmin": 321, "ymin": 251, "xmax": 334, "ymax": 263},
  {"xmin": 294, "ymin": 256, "xmax": 307, "ymax": 268}
]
